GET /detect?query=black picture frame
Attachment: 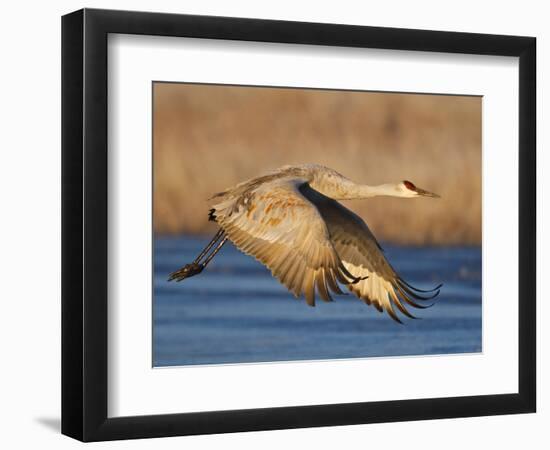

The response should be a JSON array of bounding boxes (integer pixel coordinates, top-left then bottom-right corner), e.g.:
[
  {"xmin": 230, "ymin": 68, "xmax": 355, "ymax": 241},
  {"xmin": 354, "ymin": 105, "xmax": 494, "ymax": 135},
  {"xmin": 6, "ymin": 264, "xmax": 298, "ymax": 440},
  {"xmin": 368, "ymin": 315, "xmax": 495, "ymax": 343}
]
[{"xmin": 61, "ymin": 8, "xmax": 536, "ymax": 442}]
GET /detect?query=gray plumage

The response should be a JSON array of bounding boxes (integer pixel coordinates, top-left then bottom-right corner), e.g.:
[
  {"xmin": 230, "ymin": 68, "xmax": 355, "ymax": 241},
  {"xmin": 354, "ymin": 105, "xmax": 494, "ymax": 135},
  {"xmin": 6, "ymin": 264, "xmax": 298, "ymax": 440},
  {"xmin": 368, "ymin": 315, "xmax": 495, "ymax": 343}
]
[{"xmin": 206, "ymin": 164, "xmax": 441, "ymax": 323}]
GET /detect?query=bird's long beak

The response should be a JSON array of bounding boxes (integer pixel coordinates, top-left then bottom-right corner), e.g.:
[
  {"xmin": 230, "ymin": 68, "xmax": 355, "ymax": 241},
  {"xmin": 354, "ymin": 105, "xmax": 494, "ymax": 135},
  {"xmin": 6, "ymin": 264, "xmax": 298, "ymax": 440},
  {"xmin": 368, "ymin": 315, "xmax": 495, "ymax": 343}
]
[{"xmin": 415, "ymin": 187, "xmax": 440, "ymax": 198}]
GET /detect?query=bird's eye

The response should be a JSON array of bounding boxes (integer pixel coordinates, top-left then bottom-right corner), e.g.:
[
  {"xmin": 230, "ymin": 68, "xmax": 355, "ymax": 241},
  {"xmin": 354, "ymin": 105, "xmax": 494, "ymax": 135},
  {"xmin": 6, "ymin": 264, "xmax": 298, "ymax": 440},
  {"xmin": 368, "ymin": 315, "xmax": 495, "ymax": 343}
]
[{"xmin": 403, "ymin": 180, "xmax": 416, "ymax": 190}]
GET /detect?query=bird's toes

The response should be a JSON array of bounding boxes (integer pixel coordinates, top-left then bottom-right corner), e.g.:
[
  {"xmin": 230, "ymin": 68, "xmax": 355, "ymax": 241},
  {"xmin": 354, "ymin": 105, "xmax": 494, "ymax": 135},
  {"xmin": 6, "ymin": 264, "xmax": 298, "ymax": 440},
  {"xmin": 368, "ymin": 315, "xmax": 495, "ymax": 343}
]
[{"xmin": 168, "ymin": 262, "xmax": 205, "ymax": 281}]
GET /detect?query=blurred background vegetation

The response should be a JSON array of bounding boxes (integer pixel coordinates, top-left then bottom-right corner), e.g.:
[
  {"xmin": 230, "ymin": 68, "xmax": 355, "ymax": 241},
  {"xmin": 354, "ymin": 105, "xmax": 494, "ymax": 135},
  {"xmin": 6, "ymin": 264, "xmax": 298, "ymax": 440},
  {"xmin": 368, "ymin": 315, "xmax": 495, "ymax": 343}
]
[{"xmin": 153, "ymin": 82, "xmax": 481, "ymax": 245}]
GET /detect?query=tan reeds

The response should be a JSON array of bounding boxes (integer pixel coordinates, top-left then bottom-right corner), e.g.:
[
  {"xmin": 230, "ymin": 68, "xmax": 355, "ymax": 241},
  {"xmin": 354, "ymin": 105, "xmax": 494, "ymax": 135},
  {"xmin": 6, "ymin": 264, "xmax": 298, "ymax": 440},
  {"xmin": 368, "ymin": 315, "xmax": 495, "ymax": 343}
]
[{"xmin": 153, "ymin": 83, "xmax": 481, "ymax": 245}]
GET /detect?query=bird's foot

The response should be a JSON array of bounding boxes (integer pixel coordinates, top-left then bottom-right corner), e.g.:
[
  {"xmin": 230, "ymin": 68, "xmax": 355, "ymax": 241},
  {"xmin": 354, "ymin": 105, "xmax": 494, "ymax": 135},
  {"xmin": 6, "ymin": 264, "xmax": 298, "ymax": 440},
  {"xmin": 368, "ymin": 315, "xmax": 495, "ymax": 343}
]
[{"xmin": 168, "ymin": 262, "xmax": 205, "ymax": 281}]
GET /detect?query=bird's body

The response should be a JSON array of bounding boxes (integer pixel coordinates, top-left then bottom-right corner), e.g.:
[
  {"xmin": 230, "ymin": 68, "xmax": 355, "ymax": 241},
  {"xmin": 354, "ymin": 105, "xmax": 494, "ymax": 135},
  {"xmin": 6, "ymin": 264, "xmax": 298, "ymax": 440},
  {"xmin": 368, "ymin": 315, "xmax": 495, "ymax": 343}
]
[{"xmin": 170, "ymin": 164, "xmax": 441, "ymax": 323}]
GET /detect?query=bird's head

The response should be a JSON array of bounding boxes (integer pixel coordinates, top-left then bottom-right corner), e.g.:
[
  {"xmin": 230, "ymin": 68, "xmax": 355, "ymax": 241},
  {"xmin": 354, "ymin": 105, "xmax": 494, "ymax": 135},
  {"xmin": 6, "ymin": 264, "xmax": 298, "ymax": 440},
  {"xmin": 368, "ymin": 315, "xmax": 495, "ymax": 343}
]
[{"xmin": 400, "ymin": 180, "xmax": 440, "ymax": 198}]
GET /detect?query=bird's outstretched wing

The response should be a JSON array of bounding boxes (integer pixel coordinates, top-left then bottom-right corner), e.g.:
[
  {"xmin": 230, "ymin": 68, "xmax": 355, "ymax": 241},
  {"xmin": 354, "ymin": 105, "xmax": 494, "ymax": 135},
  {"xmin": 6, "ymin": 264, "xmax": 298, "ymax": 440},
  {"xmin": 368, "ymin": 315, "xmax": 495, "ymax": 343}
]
[
  {"xmin": 210, "ymin": 177, "xmax": 362, "ymax": 306},
  {"xmin": 301, "ymin": 185, "xmax": 441, "ymax": 323}
]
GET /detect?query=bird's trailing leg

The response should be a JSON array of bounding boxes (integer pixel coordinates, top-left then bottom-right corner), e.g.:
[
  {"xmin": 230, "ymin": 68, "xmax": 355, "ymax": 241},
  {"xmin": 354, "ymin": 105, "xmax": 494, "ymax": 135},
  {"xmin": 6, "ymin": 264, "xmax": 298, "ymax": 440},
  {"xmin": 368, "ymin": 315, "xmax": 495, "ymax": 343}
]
[{"xmin": 168, "ymin": 229, "xmax": 228, "ymax": 282}]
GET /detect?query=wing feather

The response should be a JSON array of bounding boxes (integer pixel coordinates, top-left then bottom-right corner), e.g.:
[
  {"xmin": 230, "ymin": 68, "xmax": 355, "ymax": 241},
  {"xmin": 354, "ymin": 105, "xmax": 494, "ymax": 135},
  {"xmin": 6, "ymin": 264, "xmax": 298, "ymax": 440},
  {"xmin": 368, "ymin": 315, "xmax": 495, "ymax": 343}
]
[
  {"xmin": 211, "ymin": 177, "xmax": 357, "ymax": 305},
  {"xmin": 316, "ymin": 269, "xmax": 333, "ymax": 302},
  {"xmin": 299, "ymin": 184, "xmax": 440, "ymax": 322}
]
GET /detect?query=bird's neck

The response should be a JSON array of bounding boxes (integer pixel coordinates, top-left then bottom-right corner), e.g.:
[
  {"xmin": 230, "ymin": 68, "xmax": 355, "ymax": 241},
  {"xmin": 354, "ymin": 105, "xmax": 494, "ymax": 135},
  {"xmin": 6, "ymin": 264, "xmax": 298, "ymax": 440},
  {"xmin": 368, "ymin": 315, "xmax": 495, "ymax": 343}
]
[
  {"xmin": 341, "ymin": 183, "xmax": 402, "ymax": 200},
  {"xmin": 316, "ymin": 178, "xmax": 401, "ymax": 200},
  {"xmin": 307, "ymin": 168, "xmax": 405, "ymax": 200}
]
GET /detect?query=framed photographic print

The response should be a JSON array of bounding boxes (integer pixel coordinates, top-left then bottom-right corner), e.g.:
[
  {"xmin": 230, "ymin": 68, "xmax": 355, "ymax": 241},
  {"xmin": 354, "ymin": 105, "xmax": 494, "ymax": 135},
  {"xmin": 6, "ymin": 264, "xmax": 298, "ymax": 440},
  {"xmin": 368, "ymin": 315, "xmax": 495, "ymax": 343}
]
[{"xmin": 61, "ymin": 8, "xmax": 536, "ymax": 442}]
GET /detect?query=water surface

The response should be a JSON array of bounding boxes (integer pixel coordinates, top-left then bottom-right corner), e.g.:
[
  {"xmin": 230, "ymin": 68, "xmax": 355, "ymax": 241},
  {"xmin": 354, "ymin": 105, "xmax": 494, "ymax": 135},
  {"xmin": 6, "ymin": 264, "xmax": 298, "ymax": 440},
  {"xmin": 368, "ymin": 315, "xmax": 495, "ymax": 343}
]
[{"xmin": 154, "ymin": 236, "xmax": 481, "ymax": 367}]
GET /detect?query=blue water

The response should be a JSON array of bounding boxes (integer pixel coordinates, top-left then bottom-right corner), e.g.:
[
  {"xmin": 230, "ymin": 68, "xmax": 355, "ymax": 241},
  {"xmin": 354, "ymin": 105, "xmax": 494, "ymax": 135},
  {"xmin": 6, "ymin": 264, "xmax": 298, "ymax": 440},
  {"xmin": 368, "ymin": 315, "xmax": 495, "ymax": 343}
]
[{"xmin": 153, "ymin": 236, "xmax": 481, "ymax": 367}]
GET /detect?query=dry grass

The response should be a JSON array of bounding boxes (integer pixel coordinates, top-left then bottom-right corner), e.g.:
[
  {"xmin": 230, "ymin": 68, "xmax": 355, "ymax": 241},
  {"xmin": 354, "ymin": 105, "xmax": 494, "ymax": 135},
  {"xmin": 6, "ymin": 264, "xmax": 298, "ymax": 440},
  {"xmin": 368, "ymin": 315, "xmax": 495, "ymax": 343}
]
[{"xmin": 153, "ymin": 83, "xmax": 481, "ymax": 245}]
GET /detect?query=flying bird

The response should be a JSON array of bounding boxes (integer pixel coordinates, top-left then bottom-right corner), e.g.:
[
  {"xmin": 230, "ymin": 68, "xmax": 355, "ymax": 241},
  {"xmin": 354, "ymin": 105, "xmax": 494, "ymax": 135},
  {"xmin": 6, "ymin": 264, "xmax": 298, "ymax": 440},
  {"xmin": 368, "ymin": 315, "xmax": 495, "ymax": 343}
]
[{"xmin": 168, "ymin": 164, "xmax": 441, "ymax": 322}]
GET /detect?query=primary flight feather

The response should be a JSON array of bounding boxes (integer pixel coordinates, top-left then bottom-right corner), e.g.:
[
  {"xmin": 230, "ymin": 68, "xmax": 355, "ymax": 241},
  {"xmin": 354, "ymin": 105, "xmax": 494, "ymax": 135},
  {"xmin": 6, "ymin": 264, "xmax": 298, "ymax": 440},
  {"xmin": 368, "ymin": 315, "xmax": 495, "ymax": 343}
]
[{"xmin": 169, "ymin": 164, "xmax": 442, "ymax": 323}]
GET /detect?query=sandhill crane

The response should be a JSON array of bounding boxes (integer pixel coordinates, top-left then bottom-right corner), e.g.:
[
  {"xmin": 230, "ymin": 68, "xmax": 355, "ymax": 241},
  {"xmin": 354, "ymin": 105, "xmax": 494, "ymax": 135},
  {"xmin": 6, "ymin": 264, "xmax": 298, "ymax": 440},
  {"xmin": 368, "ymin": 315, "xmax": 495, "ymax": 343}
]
[{"xmin": 168, "ymin": 164, "xmax": 441, "ymax": 322}]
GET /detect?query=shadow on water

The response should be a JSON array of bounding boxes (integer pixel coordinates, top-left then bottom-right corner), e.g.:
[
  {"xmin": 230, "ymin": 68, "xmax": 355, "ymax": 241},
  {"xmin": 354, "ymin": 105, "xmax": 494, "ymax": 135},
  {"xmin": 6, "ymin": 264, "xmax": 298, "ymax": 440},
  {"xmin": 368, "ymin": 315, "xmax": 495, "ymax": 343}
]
[{"xmin": 153, "ymin": 236, "xmax": 482, "ymax": 367}]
